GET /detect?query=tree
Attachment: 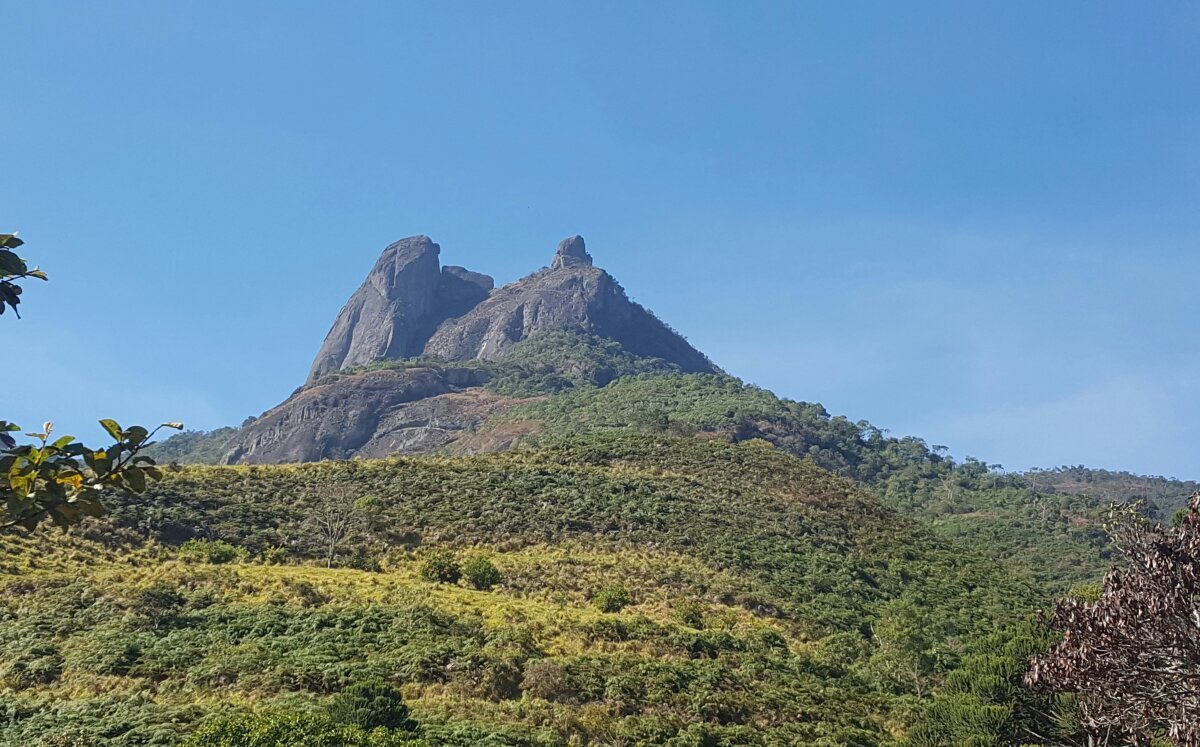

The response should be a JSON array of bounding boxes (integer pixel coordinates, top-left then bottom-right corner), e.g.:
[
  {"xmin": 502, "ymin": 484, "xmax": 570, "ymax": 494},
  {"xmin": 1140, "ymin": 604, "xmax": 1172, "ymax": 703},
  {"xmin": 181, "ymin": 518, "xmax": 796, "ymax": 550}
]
[
  {"xmin": 864, "ymin": 597, "xmax": 937, "ymax": 698},
  {"xmin": 305, "ymin": 484, "xmax": 363, "ymax": 568},
  {"xmin": 1, "ymin": 419, "xmax": 181, "ymax": 530},
  {"xmin": 2, "ymin": 234, "xmax": 181, "ymax": 531},
  {"xmin": 1027, "ymin": 493, "xmax": 1200, "ymax": 746},
  {"xmin": 592, "ymin": 584, "xmax": 632, "ymax": 613},
  {"xmin": 904, "ymin": 620, "xmax": 1086, "ymax": 747}
]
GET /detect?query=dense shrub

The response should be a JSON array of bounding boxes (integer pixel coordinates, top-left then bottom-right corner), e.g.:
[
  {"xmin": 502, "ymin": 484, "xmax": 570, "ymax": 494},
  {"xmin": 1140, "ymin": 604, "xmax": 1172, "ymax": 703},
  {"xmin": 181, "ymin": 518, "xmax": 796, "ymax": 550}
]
[
  {"xmin": 418, "ymin": 550, "xmax": 460, "ymax": 584},
  {"xmin": 462, "ymin": 555, "xmax": 501, "ymax": 590},
  {"xmin": 328, "ymin": 680, "xmax": 416, "ymax": 731},
  {"xmin": 592, "ymin": 584, "xmax": 632, "ymax": 613},
  {"xmin": 134, "ymin": 582, "xmax": 187, "ymax": 629},
  {"xmin": 182, "ymin": 711, "xmax": 422, "ymax": 746}
]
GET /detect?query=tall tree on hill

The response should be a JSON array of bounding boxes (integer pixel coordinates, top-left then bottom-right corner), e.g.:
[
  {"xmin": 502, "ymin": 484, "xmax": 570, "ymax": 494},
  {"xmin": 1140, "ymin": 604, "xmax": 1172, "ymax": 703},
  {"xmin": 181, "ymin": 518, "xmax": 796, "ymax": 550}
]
[
  {"xmin": 1027, "ymin": 493, "xmax": 1200, "ymax": 746},
  {"xmin": 1, "ymin": 232, "xmax": 180, "ymax": 531},
  {"xmin": 305, "ymin": 483, "xmax": 364, "ymax": 567}
]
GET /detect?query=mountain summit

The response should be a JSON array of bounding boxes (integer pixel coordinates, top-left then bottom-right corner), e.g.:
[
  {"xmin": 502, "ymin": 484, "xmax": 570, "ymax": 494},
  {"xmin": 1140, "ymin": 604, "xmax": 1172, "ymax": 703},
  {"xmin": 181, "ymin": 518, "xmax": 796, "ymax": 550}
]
[
  {"xmin": 308, "ymin": 234, "xmax": 715, "ymax": 384},
  {"xmin": 221, "ymin": 234, "xmax": 717, "ymax": 463}
]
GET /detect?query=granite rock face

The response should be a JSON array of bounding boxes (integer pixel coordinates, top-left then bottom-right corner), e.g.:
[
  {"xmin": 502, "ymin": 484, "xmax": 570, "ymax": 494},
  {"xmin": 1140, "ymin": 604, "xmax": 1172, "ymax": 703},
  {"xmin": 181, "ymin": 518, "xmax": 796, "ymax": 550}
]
[
  {"xmin": 221, "ymin": 367, "xmax": 515, "ymax": 464},
  {"xmin": 551, "ymin": 234, "xmax": 592, "ymax": 268},
  {"xmin": 226, "ymin": 233, "xmax": 719, "ymax": 463},
  {"xmin": 423, "ymin": 257, "xmax": 715, "ymax": 372},
  {"xmin": 307, "ymin": 233, "xmax": 714, "ymax": 381},
  {"xmin": 307, "ymin": 236, "xmax": 443, "ymax": 384}
]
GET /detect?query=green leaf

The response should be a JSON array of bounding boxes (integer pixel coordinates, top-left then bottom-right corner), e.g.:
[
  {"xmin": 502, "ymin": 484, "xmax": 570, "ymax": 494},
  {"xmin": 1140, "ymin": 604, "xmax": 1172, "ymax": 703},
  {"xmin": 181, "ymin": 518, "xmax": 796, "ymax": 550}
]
[
  {"xmin": 123, "ymin": 466, "xmax": 146, "ymax": 493},
  {"xmin": 0, "ymin": 234, "xmax": 23, "ymax": 249},
  {"xmin": 0, "ymin": 250, "xmax": 25, "ymax": 275},
  {"xmin": 99, "ymin": 419, "xmax": 123, "ymax": 441},
  {"xmin": 124, "ymin": 425, "xmax": 150, "ymax": 446}
]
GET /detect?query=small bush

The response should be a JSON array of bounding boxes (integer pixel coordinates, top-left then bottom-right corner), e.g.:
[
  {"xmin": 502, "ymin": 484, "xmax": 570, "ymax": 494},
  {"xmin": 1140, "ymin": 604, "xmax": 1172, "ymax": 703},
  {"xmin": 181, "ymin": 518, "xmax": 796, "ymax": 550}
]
[
  {"xmin": 134, "ymin": 582, "xmax": 186, "ymax": 627},
  {"xmin": 670, "ymin": 599, "xmax": 706, "ymax": 628},
  {"xmin": 419, "ymin": 549, "xmax": 461, "ymax": 584},
  {"xmin": 261, "ymin": 546, "xmax": 288, "ymax": 565},
  {"xmin": 178, "ymin": 539, "xmax": 243, "ymax": 565},
  {"xmin": 328, "ymin": 680, "xmax": 416, "ymax": 731},
  {"xmin": 592, "ymin": 584, "xmax": 632, "ymax": 613},
  {"xmin": 462, "ymin": 555, "xmax": 501, "ymax": 590}
]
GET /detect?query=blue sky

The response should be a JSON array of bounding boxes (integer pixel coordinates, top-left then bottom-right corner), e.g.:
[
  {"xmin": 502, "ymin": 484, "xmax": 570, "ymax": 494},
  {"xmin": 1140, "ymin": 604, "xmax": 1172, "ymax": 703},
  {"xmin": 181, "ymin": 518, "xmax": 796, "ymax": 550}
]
[{"xmin": 3, "ymin": 2, "xmax": 1198, "ymax": 478}]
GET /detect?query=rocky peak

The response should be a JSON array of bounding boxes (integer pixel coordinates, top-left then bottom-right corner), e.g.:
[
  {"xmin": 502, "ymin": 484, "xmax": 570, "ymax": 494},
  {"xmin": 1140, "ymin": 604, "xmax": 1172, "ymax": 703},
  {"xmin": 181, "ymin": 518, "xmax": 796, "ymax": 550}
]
[
  {"xmin": 551, "ymin": 235, "xmax": 592, "ymax": 269},
  {"xmin": 306, "ymin": 236, "xmax": 499, "ymax": 385}
]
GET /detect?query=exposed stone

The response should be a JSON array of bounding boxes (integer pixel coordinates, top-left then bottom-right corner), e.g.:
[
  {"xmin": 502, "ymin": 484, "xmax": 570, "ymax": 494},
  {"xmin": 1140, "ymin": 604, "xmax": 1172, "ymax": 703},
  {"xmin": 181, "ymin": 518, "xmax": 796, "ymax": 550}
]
[
  {"xmin": 227, "ymin": 232, "xmax": 721, "ymax": 464},
  {"xmin": 433, "ymin": 265, "xmax": 494, "ymax": 320},
  {"xmin": 221, "ymin": 367, "xmax": 517, "ymax": 464},
  {"xmin": 306, "ymin": 236, "xmax": 442, "ymax": 384},
  {"xmin": 551, "ymin": 235, "xmax": 592, "ymax": 269},
  {"xmin": 423, "ymin": 237, "xmax": 716, "ymax": 373}
]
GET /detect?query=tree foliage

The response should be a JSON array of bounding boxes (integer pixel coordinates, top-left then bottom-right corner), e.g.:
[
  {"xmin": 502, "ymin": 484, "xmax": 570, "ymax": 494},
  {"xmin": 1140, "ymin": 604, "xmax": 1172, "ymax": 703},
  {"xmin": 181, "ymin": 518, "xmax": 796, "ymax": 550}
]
[
  {"xmin": 328, "ymin": 680, "xmax": 417, "ymax": 732},
  {"xmin": 0, "ymin": 419, "xmax": 181, "ymax": 530},
  {"xmin": 1027, "ymin": 493, "xmax": 1200, "ymax": 746},
  {"xmin": 1, "ymin": 234, "xmax": 181, "ymax": 531},
  {"xmin": 0, "ymin": 233, "xmax": 46, "ymax": 317}
]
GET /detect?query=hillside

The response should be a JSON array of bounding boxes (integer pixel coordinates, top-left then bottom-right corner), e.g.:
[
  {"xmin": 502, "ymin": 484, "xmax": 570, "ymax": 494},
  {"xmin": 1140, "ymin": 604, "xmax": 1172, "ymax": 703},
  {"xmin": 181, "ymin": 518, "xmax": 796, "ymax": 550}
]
[
  {"xmin": 1, "ymin": 437, "xmax": 1040, "ymax": 746},
  {"xmin": 152, "ymin": 355, "xmax": 1121, "ymax": 591},
  {"xmin": 1023, "ymin": 465, "xmax": 1200, "ymax": 521}
]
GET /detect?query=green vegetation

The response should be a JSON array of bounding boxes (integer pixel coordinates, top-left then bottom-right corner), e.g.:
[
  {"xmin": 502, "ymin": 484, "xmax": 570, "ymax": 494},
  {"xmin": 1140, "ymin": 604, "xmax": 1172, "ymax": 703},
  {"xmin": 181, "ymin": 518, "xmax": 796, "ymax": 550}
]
[
  {"xmin": 462, "ymin": 555, "xmax": 501, "ymax": 591},
  {"xmin": 329, "ymin": 680, "xmax": 418, "ymax": 732},
  {"xmin": 0, "ymin": 436, "xmax": 1045, "ymax": 744},
  {"xmin": 1025, "ymin": 465, "xmax": 1200, "ymax": 521},
  {"xmin": 22, "ymin": 325, "xmax": 1193, "ymax": 744},
  {"xmin": 2, "ymin": 235, "xmax": 183, "ymax": 531},
  {"xmin": 419, "ymin": 549, "xmax": 462, "ymax": 584},
  {"xmin": 0, "ymin": 231, "xmax": 46, "ymax": 316},
  {"xmin": 487, "ymin": 372, "xmax": 1118, "ymax": 591},
  {"xmin": 143, "ymin": 427, "xmax": 240, "ymax": 465},
  {"xmin": 592, "ymin": 584, "xmax": 633, "ymax": 613}
]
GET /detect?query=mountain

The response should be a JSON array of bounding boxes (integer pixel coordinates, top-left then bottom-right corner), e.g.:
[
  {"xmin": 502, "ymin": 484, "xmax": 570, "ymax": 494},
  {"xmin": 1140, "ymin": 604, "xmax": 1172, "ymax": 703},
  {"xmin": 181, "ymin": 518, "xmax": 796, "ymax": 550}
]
[
  {"xmin": 146, "ymin": 232, "xmax": 1134, "ymax": 590},
  {"xmin": 216, "ymin": 235, "xmax": 717, "ymax": 464},
  {"xmin": 309, "ymin": 234, "xmax": 715, "ymax": 383},
  {"xmin": 13, "ymin": 233, "xmax": 1190, "ymax": 746}
]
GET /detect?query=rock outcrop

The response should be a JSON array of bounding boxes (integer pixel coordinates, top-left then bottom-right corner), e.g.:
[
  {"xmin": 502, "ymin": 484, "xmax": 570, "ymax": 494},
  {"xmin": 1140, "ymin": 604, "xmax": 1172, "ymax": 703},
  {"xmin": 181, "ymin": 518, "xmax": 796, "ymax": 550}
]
[
  {"xmin": 307, "ymin": 236, "xmax": 444, "ymax": 384},
  {"xmin": 224, "ymin": 232, "xmax": 719, "ymax": 464},
  {"xmin": 221, "ymin": 367, "xmax": 520, "ymax": 464},
  {"xmin": 423, "ymin": 235, "xmax": 717, "ymax": 372},
  {"xmin": 307, "ymin": 233, "xmax": 714, "ymax": 383},
  {"xmin": 551, "ymin": 235, "xmax": 592, "ymax": 268}
]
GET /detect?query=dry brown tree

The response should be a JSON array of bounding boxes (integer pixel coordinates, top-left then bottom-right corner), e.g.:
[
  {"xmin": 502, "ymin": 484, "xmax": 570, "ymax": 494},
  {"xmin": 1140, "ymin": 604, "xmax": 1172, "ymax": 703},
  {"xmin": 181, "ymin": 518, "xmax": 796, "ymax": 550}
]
[{"xmin": 1027, "ymin": 492, "xmax": 1200, "ymax": 747}]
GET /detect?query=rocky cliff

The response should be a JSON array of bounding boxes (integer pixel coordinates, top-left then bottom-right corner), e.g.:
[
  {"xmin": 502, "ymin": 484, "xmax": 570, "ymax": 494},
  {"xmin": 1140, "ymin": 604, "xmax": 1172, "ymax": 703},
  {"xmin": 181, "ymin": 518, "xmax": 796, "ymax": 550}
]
[
  {"xmin": 309, "ymin": 234, "xmax": 714, "ymax": 381},
  {"xmin": 306, "ymin": 237, "xmax": 495, "ymax": 384},
  {"xmin": 220, "ymin": 233, "xmax": 717, "ymax": 463}
]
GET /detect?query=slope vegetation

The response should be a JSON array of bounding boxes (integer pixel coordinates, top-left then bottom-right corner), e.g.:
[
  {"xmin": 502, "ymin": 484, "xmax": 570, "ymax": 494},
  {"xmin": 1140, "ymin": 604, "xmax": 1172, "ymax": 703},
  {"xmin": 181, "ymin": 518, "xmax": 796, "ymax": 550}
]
[{"xmin": 2, "ymin": 437, "xmax": 1038, "ymax": 745}]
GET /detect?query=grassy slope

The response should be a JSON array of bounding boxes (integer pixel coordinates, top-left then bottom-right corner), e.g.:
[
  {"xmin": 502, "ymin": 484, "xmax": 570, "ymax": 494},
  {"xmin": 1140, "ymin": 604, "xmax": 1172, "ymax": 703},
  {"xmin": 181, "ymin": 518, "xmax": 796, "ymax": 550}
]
[
  {"xmin": 486, "ymin": 374, "xmax": 1118, "ymax": 591},
  {"xmin": 1, "ymin": 437, "xmax": 1039, "ymax": 746}
]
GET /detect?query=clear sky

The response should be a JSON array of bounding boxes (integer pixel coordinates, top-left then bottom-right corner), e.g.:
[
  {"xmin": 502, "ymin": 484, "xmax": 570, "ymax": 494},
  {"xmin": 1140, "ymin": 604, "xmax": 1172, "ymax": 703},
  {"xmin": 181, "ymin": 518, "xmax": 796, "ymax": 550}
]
[{"xmin": 3, "ymin": 2, "xmax": 1198, "ymax": 478}]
